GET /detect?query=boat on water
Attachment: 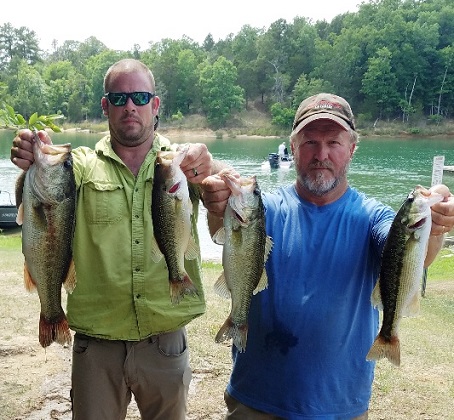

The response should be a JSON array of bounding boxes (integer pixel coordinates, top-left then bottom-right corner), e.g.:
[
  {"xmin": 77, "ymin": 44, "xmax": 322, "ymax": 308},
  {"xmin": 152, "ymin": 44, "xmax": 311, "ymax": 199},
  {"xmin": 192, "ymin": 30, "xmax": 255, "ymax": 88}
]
[
  {"xmin": 261, "ymin": 153, "xmax": 294, "ymax": 170},
  {"xmin": 0, "ymin": 190, "xmax": 19, "ymax": 229}
]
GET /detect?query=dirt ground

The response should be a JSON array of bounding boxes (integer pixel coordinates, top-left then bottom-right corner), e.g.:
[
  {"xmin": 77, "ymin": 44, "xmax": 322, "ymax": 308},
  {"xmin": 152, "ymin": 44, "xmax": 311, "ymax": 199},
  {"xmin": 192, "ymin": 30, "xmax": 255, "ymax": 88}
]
[{"xmin": 1, "ymin": 235, "xmax": 453, "ymax": 419}]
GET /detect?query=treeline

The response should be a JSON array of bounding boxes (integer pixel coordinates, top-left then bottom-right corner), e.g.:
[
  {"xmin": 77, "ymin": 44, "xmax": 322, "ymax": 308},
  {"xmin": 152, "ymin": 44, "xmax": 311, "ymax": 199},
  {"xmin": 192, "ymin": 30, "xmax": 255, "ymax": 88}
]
[{"xmin": 1, "ymin": 0, "xmax": 453, "ymax": 130}]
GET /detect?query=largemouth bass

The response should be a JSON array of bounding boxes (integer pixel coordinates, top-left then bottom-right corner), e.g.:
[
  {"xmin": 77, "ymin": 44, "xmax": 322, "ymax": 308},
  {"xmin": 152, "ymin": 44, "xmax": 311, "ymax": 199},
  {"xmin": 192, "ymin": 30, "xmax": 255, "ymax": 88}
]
[
  {"xmin": 213, "ymin": 170, "xmax": 273, "ymax": 352},
  {"xmin": 15, "ymin": 133, "xmax": 76, "ymax": 348},
  {"xmin": 366, "ymin": 185, "xmax": 443, "ymax": 366},
  {"xmin": 151, "ymin": 147, "xmax": 199, "ymax": 304}
]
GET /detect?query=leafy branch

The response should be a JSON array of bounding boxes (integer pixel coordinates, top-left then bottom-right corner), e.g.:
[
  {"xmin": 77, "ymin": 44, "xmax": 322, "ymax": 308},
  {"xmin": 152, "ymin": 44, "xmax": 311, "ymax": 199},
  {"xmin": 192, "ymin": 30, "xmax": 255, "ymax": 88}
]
[{"xmin": 0, "ymin": 104, "xmax": 63, "ymax": 133}]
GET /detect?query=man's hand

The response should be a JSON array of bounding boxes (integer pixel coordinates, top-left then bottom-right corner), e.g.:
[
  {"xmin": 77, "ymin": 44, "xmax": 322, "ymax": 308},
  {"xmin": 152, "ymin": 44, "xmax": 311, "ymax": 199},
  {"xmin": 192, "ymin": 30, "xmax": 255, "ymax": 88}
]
[
  {"xmin": 429, "ymin": 184, "xmax": 454, "ymax": 236},
  {"xmin": 11, "ymin": 129, "xmax": 52, "ymax": 171},
  {"xmin": 425, "ymin": 184, "xmax": 454, "ymax": 267},
  {"xmin": 179, "ymin": 143, "xmax": 212, "ymax": 184}
]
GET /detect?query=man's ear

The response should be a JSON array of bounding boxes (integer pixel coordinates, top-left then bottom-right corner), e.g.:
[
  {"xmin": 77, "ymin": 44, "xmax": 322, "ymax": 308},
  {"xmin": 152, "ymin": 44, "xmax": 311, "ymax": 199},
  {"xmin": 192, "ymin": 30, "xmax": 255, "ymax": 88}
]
[{"xmin": 101, "ymin": 97, "xmax": 108, "ymax": 116}]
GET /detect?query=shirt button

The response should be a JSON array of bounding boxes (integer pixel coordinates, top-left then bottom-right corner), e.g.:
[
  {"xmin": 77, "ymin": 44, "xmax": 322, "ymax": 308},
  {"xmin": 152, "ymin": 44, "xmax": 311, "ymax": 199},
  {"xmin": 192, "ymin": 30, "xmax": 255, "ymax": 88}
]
[
  {"xmin": 135, "ymin": 240, "xmax": 139, "ymax": 244},
  {"xmin": 135, "ymin": 267, "xmax": 140, "ymax": 272},
  {"xmin": 136, "ymin": 294, "xmax": 141, "ymax": 299}
]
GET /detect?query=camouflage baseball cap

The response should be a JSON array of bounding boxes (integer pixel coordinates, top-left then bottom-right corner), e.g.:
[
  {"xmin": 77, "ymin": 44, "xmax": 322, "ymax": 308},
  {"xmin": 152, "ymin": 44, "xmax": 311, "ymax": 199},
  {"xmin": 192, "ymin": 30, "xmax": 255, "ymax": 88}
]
[{"xmin": 291, "ymin": 93, "xmax": 356, "ymax": 135}]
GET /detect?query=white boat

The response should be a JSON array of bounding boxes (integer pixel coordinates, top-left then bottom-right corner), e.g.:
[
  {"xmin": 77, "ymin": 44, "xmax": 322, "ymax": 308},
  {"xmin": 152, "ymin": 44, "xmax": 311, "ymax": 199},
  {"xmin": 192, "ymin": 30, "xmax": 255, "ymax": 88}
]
[{"xmin": 261, "ymin": 153, "xmax": 294, "ymax": 170}]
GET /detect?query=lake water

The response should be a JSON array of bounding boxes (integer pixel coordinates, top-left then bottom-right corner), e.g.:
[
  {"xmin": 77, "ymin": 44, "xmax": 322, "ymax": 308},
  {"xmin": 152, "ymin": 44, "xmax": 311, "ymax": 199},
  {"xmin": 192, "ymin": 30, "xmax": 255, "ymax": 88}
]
[{"xmin": 1, "ymin": 130, "xmax": 454, "ymax": 260}]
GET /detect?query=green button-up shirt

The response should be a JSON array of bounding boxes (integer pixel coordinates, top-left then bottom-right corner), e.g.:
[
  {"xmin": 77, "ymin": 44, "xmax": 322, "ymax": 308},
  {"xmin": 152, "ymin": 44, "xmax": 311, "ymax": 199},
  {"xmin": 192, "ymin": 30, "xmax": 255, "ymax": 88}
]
[{"xmin": 67, "ymin": 133, "xmax": 205, "ymax": 340}]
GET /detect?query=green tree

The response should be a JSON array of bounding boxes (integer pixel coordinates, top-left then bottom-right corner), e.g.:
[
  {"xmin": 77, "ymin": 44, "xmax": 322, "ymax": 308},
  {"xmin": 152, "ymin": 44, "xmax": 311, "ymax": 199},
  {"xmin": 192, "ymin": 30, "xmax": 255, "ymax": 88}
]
[
  {"xmin": 175, "ymin": 49, "xmax": 200, "ymax": 113},
  {"xmin": 361, "ymin": 47, "xmax": 399, "ymax": 119},
  {"xmin": 231, "ymin": 25, "xmax": 262, "ymax": 107},
  {"xmin": 291, "ymin": 74, "xmax": 334, "ymax": 108},
  {"xmin": 0, "ymin": 23, "xmax": 40, "ymax": 70},
  {"xmin": 152, "ymin": 38, "xmax": 202, "ymax": 117},
  {"xmin": 270, "ymin": 102, "xmax": 294, "ymax": 129},
  {"xmin": 198, "ymin": 56, "xmax": 245, "ymax": 128},
  {"xmin": 256, "ymin": 19, "xmax": 292, "ymax": 104},
  {"xmin": 11, "ymin": 61, "xmax": 49, "ymax": 117}
]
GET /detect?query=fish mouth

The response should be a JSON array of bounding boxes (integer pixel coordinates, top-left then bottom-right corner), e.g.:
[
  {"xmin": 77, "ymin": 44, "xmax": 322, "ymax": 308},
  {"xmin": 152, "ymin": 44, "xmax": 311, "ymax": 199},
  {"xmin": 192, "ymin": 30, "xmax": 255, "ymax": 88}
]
[
  {"xmin": 33, "ymin": 133, "xmax": 71, "ymax": 166},
  {"xmin": 408, "ymin": 217, "xmax": 427, "ymax": 230}
]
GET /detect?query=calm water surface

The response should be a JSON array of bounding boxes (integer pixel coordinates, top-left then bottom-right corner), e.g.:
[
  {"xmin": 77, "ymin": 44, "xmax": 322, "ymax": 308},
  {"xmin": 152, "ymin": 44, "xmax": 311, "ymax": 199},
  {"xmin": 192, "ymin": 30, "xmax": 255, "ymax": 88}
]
[{"xmin": 1, "ymin": 130, "xmax": 453, "ymax": 260}]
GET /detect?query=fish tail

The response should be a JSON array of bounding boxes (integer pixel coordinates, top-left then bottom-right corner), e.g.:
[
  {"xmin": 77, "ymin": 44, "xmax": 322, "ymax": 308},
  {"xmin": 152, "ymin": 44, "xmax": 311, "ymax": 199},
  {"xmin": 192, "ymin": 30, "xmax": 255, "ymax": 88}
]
[
  {"xmin": 39, "ymin": 312, "xmax": 72, "ymax": 348},
  {"xmin": 170, "ymin": 274, "xmax": 199, "ymax": 305},
  {"xmin": 366, "ymin": 335, "xmax": 400, "ymax": 367},
  {"xmin": 232, "ymin": 325, "xmax": 248, "ymax": 353},
  {"xmin": 215, "ymin": 318, "xmax": 248, "ymax": 352}
]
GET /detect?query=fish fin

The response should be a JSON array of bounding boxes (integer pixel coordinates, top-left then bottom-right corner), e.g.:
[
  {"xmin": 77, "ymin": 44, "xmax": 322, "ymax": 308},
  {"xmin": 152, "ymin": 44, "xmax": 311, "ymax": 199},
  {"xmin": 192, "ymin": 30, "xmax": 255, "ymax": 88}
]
[
  {"xmin": 213, "ymin": 272, "xmax": 231, "ymax": 299},
  {"xmin": 403, "ymin": 291, "xmax": 420, "ymax": 317},
  {"xmin": 212, "ymin": 227, "xmax": 225, "ymax": 245},
  {"xmin": 366, "ymin": 335, "xmax": 400, "ymax": 367},
  {"xmin": 150, "ymin": 238, "xmax": 164, "ymax": 263},
  {"xmin": 63, "ymin": 260, "xmax": 77, "ymax": 294},
  {"xmin": 263, "ymin": 236, "xmax": 273, "ymax": 263},
  {"xmin": 16, "ymin": 203, "xmax": 24, "ymax": 225},
  {"xmin": 169, "ymin": 274, "xmax": 199, "ymax": 305},
  {"xmin": 253, "ymin": 269, "xmax": 268, "ymax": 295},
  {"xmin": 184, "ymin": 235, "xmax": 199, "ymax": 260},
  {"xmin": 371, "ymin": 280, "xmax": 383, "ymax": 310},
  {"xmin": 215, "ymin": 317, "xmax": 248, "ymax": 352},
  {"xmin": 215, "ymin": 317, "xmax": 234, "ymax": 342},
  {"xmin": 39, "ymin": 311, "xmax": 72, "ymax": 348},
  {"xmin": 23, "ymin": 263, "xmax": 37, "ymax": 292}
]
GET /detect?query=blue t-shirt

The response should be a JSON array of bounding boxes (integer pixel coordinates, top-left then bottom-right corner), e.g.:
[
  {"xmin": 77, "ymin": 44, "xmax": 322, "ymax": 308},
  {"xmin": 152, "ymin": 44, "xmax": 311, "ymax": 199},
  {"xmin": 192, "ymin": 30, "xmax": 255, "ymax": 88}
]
[{"xmin": 226, "ymin": 185, "xmax": 395, "ymax": 419}]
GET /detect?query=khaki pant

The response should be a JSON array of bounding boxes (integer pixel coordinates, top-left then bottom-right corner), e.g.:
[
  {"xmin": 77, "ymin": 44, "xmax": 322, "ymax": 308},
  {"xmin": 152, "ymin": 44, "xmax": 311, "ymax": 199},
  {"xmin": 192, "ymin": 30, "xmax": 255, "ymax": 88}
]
[
  {"xmin": 224, "ymin": 391, "xmax": 369, "ymax": 420},
  {"xmin": 71, "ymin": 328, "xmax": 191, "ymax": 420}
]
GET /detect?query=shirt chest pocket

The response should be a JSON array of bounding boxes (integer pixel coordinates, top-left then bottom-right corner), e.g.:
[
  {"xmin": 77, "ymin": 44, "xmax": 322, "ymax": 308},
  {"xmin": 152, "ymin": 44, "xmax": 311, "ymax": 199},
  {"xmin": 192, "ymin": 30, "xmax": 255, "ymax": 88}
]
[{"xmin": 81, "ymin": 181, "xmax": 125, "ymax": 224}]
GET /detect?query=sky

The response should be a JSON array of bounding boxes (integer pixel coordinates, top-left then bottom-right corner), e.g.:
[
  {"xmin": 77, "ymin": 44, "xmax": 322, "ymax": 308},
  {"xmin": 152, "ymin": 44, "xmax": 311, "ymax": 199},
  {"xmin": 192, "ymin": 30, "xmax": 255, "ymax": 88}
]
[{"xmin": 2, "ymin": 0, "xmax": 361, "ymax": 52}]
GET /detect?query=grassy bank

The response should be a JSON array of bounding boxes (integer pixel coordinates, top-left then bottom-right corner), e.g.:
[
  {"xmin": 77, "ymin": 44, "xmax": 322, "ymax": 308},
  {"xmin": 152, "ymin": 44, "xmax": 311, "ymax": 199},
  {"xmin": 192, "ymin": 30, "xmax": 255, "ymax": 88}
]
[{"xmin": 0, "ymin": 230, "xmax": 453, "ymax": 419}]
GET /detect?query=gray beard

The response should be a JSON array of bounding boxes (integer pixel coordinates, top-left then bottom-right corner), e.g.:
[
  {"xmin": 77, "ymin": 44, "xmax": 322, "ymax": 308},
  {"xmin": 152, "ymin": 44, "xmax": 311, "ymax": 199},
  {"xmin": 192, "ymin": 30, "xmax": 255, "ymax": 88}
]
[{"xmin": 298, "ymin": 162, "xmax": 350, "ymax": 197}]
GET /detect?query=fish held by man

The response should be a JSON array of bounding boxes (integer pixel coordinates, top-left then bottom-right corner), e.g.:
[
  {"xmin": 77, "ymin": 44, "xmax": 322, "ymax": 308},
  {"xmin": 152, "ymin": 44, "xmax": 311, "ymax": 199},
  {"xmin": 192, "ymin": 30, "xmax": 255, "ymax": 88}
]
[
  {"xmin": 213, "ymin": 170, "xmax": 273, "ymax": 352},
  {"xmin": 151, "ymin": 147, "xmax": 199, "ymax": 304},
  {"xmin": 366, "ymin": 185, "xmax": 444, "ymax": 366},
  {"xmin": 15, "ymin": 132, "xmax": 76, "ymax": 348}
]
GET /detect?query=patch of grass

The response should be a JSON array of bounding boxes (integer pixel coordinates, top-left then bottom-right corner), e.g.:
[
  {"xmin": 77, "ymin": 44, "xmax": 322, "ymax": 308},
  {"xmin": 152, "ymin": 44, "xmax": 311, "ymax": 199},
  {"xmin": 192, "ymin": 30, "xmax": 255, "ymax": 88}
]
[
  {"xmin": 427, "ymin": 247, "xmax": 454, "ymax": 281},
  {"xmin": 0, "ymin": 230, "xmax": 22, "ymax": 250}
]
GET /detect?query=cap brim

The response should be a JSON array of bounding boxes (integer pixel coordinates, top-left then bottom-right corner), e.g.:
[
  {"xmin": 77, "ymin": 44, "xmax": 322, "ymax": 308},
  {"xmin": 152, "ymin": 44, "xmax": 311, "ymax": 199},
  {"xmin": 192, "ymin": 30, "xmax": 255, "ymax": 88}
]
[{"xmin": 291, "ymin": 113, "xmax": 351, "ymax": 136}]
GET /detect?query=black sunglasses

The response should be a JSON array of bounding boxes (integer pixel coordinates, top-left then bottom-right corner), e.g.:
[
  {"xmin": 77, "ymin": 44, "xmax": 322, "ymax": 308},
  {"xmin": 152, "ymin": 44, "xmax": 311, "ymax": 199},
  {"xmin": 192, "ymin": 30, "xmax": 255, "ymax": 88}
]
[{"xmin": 104, "ymin": 92, "xmax": 155, "ymax": 106}]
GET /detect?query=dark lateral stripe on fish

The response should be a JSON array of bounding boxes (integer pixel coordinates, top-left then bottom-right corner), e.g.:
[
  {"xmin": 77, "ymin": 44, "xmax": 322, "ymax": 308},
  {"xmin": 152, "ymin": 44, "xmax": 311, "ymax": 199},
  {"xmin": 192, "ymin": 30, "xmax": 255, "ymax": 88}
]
[{"xmin": 378, "ymin": 222, "xmax": 407, "ymax": 340}]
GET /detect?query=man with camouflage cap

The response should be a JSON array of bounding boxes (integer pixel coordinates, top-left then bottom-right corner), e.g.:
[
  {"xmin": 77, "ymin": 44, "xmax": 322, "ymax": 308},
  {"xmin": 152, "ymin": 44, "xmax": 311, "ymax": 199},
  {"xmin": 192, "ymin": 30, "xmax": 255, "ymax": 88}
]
[{"xmin": 201, "ymin": 93, "xmax": 454, "ymax": 419}]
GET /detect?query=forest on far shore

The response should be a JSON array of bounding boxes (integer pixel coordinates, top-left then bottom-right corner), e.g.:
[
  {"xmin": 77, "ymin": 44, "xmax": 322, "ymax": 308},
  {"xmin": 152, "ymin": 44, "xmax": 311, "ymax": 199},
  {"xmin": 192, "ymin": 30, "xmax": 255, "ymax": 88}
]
[{"xmin": 1, "ymin": 0, "xmax": 454, "ymax": 135}]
